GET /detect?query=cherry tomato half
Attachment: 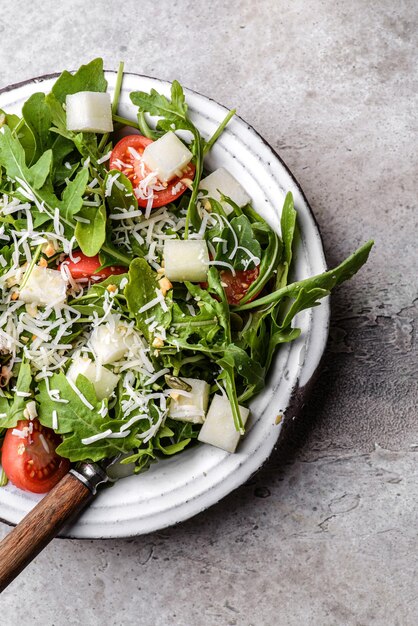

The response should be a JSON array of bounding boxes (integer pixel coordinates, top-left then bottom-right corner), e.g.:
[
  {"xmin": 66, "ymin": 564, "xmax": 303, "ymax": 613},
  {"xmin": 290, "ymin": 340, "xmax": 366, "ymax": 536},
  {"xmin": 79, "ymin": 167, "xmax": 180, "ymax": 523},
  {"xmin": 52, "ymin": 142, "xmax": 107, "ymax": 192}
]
[
  {"xmin": 60, "ymin": 253, "xmax": 127, "ymax": 281},
  {"xmin": 1, "ymin": 420, "xmax": 70, "ymax": 494},
  {"xmin": 220, "ymin": 266, "xmax": 260, "ymax": 306},
  {"xmin": 109, "ymin": 135, "xmax": 195, "ymax": 209}
]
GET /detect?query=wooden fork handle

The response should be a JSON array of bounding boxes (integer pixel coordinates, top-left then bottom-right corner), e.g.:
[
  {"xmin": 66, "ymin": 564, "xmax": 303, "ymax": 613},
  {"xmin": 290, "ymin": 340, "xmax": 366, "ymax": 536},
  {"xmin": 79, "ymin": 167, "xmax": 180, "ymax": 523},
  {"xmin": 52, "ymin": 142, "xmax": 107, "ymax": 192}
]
[{"xmin": 0, "ymin": 462, "xmax": 108, "ymax": 593}]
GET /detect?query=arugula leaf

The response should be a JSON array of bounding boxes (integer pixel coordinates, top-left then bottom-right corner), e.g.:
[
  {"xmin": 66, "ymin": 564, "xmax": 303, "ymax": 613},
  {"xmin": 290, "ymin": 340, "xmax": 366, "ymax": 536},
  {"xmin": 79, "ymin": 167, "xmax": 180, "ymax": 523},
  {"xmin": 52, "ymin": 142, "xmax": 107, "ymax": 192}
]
[
  {"xmin": 50, "ymin": 134, "xmax": 77, "ymax": 185},
  {"xmin": 218, "ymin": 344, "xmax": 265, "ymax": 407},
  {"xmin": 61, "ymin": 167, "xmax": 89, "ymax": 222},
  {"xmin": 125, "ymin": 258, "xmax": 172, "ymax": 341},
  {"xmin": 0, "ymin": 125, "xmax": 52, "ymax": 190},
  {"xmin": 155, "ymin": 425, "xmax": 192, "ymax": 455},
  {"xmin": 239, "ymin": 225, "xmax": 281, "ymax": 305},
  {"xmin": 104, "ymin": 169, "xmax": 137, "ymax": 212},
  {"xmin": 130, "ymin": 81, "xmax": 190, "ymax": 130},
  {"xmin": 0, "ymin": 362, "xmax": 32, "ymax": 429},
  {"xmin": 22, "ymin": 92, "xmax": 52, "ymax": 164},
  {"xmin": 215, "ymin": 214, "xmax": 262, "ymax": 271},
  {"xmin": 37, "ymin": 372, "xmax": 140, "ymax": 462},
  {"xmin": 51, "ymin": 58, "xmax": 107, "ymax": 103},
  {"xmin": 75, "ymin": 203, "xmax": 106, "ymax": 256},
  {"xmin": 235, "ymin": 240, "xmax": 374, "ymax": 312},
  {"xmin": 276, "ymin": 191, "xmax": 297, "ymax": 289},
  {"xmin": 0, "ymin": 108, "xmax": 37, "ymax": 164}
]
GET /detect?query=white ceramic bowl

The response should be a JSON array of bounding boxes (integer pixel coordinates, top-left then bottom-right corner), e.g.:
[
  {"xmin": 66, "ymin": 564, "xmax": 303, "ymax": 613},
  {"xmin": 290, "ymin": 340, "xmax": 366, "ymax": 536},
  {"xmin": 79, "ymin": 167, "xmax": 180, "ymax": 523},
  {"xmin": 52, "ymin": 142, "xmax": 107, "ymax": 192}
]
[{"xmin": 0, "ymin": 71, "xmax": 329, "ymax": 538}]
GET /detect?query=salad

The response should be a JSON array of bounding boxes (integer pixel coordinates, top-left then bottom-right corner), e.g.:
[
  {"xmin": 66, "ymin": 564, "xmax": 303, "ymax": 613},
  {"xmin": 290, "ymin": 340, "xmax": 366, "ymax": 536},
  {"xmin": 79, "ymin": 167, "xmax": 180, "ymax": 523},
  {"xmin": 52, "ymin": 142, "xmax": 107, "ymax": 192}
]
[{"xmin": 0, "ymin": 59, "xmax": 372, "ymax": 494}]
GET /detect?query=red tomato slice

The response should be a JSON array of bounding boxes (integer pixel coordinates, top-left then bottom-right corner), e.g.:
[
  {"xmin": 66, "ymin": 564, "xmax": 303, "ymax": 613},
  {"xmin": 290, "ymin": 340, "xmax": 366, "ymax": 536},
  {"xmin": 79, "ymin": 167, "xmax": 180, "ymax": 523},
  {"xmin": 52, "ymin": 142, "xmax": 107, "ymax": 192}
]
[
  {"xmin": 109, "ymin": 134, "xmax": 195, "ymax": 209},
  {"xmin": 60, "ymin": 253, "xmax": 127, "ymax": 281},
  {"xmin": 1, "ymin": 420, "xmax": 70, "ymax": 494},
  {"xmin": 220, "ymin": 266, "xmax": 260, "ymax": 305}
]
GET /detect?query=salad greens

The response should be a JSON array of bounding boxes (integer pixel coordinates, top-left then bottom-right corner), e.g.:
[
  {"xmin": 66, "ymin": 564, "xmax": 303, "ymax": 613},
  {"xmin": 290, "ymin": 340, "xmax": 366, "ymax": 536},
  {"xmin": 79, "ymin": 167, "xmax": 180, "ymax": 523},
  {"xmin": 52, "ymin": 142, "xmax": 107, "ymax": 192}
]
[{"xmin": 0, "ymin": 58, "xmax": 373, "ymax": 479}]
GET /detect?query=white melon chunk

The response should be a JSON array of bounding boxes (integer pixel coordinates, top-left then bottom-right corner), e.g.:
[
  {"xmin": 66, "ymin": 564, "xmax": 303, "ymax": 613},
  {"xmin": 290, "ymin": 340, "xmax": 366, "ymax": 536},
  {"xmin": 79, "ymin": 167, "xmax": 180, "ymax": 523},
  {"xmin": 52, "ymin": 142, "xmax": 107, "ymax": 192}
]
[
  {"xmin": 67, "ymin": 354, "xmax": 119, "ymax": 400},
  {"xmin": 19, "ymin": 265, "xmax": 67, "ymax": 307},
  {"xmin": 197, "ymin": 394, "xmax": 250, "ymax": 453},
  {"xmin": 142, "ymin": 131, "xmax": 192, "ymax": 183},
  {"xmin": 163, "ymin": 239, "xmax": 209, "ymax": 282},
  {"xmin": 66, "ymin": 91, "xmax": 113, "ymax": 133},
  {"xmin": 199, "ymin": 167, "xmax": 251, "ymax": 215},
  {"xmin": 89, "ymin": 317, "xmax": 132, "ymax": 364},
  {"xmin": 168, "ymin": 378, "xmax": 210, "ymax": 424}
]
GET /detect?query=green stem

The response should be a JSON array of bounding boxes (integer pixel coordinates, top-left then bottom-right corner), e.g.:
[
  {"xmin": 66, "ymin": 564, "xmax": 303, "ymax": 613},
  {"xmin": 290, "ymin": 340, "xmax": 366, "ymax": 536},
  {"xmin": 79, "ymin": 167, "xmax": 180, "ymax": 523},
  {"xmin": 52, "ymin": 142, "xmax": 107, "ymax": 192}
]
[
  {"xmin": 172, "ymin": 317, "xmax": 218, "ymax": 329},
  {"xmin": 203, "ymin": 108, "xmax": 236, "ymax": 155},
  {"xmin": 234, "ymin": 240, "xmax": 374, "ymax": 312},
  {"xmin": 137, "ymin": 112, "xmax": 159, "ymax": 140},
  {"xmin": 184, "ymin": 129, "xmax": 203, "ymax": 239},
  {"xmin": 112, "ymin": 61, "xmax": 125, "ymax": 115},
  {"xmin": 98, "ymin": 61, "xmax": 125, "ymax": 153},
  {"xmin": 101, "ymin": 243, "xmax": 131, "ymax": 266},
  {"xmin": 112, "ymin": 114, "xmax": 140, "ymax": 130},
  {"xmin": 11, "ymin": 118, "xmax": 25, "ymax": 137},
  {"xmin": 19, "ymin": 244, "xmax": 43, "ymax": 290}
]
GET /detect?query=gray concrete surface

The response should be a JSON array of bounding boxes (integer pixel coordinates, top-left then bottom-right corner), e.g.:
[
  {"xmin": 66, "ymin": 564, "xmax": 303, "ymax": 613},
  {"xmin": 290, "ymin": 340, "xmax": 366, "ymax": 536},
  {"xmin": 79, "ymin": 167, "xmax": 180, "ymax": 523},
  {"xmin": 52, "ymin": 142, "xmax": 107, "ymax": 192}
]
[{"xmin": 0, "ymin": 1, "xmax": 417, "ymax": 624}]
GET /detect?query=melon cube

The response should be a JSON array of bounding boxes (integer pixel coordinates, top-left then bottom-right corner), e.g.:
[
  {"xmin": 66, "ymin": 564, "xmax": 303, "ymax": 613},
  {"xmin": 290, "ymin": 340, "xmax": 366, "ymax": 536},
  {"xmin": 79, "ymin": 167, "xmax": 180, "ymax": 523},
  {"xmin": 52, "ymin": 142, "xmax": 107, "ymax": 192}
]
[
  {"xmin": 19, "ymin": 265, "xmax": 67, "ymax": 307},
  {"xmin": 197, "ymin": 394, "xmax": 250, "ymax": 453},
  {"xmin": 142, "ymin": 131, "xmax": 192, "ymax": 183},
  {"xmin": 66, "ymin": 91, "xmax": 113, "ymax": 133},
  {"xmin": 89, "ymin": 317, "xmax": 132, "ymax": 365},
  {"xmin": 168, "ymin": 378, "xmax": 210, "ymax": 424},
  {"xmin": 163, "ymin": 239, "xmax": 209, "ymax": 282},
  {"xmin": 67, "ymin": 354, "xmax": 119, "ymax": 401},
  {"xmin": 199, "ymin": 168, "xmax": 251, "ymax": 215}
]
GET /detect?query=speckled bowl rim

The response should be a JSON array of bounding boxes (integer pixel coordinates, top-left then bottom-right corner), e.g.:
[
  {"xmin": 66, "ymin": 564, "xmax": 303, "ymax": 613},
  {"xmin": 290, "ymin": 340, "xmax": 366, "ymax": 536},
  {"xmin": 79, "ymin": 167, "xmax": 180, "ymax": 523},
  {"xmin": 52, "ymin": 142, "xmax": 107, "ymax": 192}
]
[{"xmin": 0, "ymin": 70, "xmax": 330, "ymax": 538}]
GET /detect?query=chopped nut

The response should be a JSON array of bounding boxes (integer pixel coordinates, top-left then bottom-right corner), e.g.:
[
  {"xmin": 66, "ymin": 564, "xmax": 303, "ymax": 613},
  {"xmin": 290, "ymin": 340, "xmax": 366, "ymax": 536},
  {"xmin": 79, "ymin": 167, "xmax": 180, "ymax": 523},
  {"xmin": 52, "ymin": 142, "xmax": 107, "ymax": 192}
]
[
  {"xmin": 202, "ymin": 198, "xmax": 212, "ymax": 212},
  {"xmin": 152, "ymin": 337, "xmax": 164, "ymax": 349},
  {"xmin": 158, "ymin": 276, "xmax": 172, "ymax": 296},
  {"xmin": 10, "ymin": 291, "xmax": 19, "ymax": 301},
  {"xmin": 38, "ymin": 257, "xmax": 48, "ymax": 268},
  {"xmin": 0, "ymin": 365, "xmax": 12, "ymax": 387},
  {"xmin": 6, "ymin": 264, "xmax": 27, "ymax": 288},
  {"xmin": 107, "ymin": 284, "xmax": 118, "ymax": 293},
  {"xmin": 43, "ymin": 241, "xmax": 57, "ymax": 258},
  {"xmin": 180, "ymin": 177, "xmax": 193, "ymax": 190}
]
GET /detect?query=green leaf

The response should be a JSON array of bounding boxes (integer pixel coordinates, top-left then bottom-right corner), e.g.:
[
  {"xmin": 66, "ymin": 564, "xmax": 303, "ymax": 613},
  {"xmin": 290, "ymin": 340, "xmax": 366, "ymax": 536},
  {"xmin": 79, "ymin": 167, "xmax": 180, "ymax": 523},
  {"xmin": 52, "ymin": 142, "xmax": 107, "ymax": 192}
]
[
  {"xmin": 130, "ymin": 80, "xmax": 189, "ymax": 130},
  {"xmin": 0, "ymin": 125, "xmax": 52, "ymax": 190},
  {"xmin": 52, "ymin": 58, "xmax": 107, "ymax": 103},
  {"xmin": 125, "ymin": 258, "xmax": 172, "ymax": 341},
  {"xmin": 239, "ymin": 226, "xmax": 282, "ymax": 305},
  {"xmin": 0, "ymin": 108, "xmax": 37, "ymax": 163},
  {"xmin": 215, "ymin": 214, "xmax": 262, "ymax": 271},
  {"xmin": 50, "ymin": 134, "xmax": 76, "ymax": 185},
  {"xmin": 22, "ymin": 92, "xmax": 52, "ymax": 163},
  {"xmin": 37, "ymin": 372, "xmax": 140, "ymax": 462},
  {"xmin": 61, "ymin": 167, "xmax": 88, "ymax": 222},
  {"xmin": 218, "ymin": 344, "xmax": 265, "ymax": 398},
  {"xmin": 75, "ymin": 202, "xmax": 106, "ymax": 256},
  {"xmin": 276, "ymin": 192, "xmax": 297, "ymax": 288},
  {"xmin": 235, "ymin": 240, "xmax": 374, "ymax": 312},
  {"xmin": 0, "ymin": 362, "xmax": 32, "ymax": 429},
  {"xmin": 104, "ymin": 169, "xmax": 137, "ymax": 212},
  {"xmin": 28, "ymin": 149, "xmax": 53, "ymax": 189}
]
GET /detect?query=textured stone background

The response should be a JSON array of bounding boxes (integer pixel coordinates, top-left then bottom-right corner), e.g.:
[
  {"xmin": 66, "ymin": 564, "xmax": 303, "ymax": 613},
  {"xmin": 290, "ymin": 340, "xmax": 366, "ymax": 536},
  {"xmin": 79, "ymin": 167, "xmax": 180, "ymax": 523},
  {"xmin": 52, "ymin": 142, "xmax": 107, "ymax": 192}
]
[{"xmin": 0, "ymin": 1, "xmax": 417, "ymax": 624}]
